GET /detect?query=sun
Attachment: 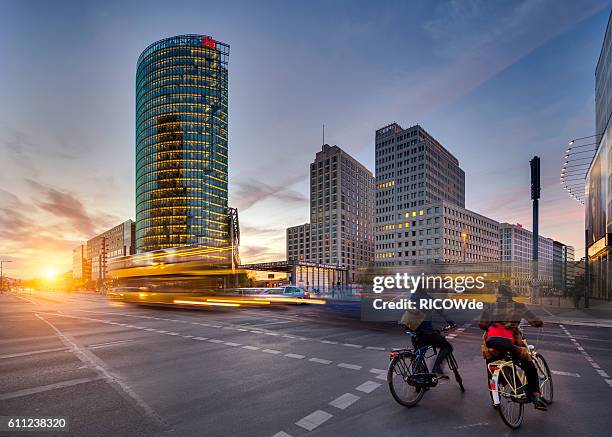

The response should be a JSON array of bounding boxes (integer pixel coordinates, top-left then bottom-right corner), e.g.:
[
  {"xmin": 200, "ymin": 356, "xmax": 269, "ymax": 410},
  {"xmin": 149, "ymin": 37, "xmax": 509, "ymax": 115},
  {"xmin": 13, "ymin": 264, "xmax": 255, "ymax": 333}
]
[{"xmin": 44, "ymin": 269, "xmax": 57, "ymax": 280}]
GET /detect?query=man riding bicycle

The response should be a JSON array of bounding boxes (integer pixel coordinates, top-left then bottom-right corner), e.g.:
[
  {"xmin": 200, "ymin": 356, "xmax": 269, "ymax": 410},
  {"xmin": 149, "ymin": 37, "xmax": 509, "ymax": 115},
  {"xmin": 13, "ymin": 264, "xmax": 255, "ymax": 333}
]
[
  {"xmin": 400, "ymin": 287, "xmax": 456, "ymax": 379},
  {"xmin": 479, "ymin": 284, "xmax": 547, "ymax": 411}
]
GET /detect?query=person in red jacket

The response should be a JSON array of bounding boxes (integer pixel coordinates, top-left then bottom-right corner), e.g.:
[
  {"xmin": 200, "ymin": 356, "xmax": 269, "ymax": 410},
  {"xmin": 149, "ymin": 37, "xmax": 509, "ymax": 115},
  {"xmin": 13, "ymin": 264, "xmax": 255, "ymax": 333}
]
[{"xmin": 479, "ymin": 284, "xmax": 547, "ymax": 411}]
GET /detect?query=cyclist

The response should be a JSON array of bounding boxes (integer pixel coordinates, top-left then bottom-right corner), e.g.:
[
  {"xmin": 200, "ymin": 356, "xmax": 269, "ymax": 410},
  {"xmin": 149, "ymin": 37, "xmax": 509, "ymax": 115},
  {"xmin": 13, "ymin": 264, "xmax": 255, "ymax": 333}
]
[
  {"xmin": 479, "ymin": 284, "xmax": 547, "ymax": 411},
  {"xmin": 400, "ymin": 287, "xmax": 456, "ymax": 379}
]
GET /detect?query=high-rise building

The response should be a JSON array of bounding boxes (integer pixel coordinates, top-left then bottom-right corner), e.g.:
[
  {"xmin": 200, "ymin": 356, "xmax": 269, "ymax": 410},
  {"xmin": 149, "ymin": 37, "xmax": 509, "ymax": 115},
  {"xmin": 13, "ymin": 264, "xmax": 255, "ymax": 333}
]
[
  {"xmin": 564, "ymin": 245, "xmax": 576, "ymax": 290},
  {"xmin": 375, "ymin": 123, "xmax": 502, "ymax": 267},
  {"xmin": 287, "ymin": 144, "xmax": 374, "ymax": 280},
  {"xmin": 553, "ymin": 241, "xmax": 575, "ymax": 291},
  {"xmin": 87, "ymin": 220, "xmax": 135, "ymax": 283},
  {"xmin": 586, "ymin": 12, "xmax": 612, "ymax": 300},
  {"xmin": 596, "ymin": 11, "xmax": 612, "ymax": 140},
  {"xmin": 375, "ymin": 201, "xmax": 499, "ymax": 266},
  {"xmin": 72, "ymin": 244, "xmax": 90, "ymax": 280},
  {"xmin": 499, "ymin": 223, "xmax": 554, "ymax": 293},
  {"xmin": 135, "ymin": 35, "xmax": 230, "ymax": 253}
]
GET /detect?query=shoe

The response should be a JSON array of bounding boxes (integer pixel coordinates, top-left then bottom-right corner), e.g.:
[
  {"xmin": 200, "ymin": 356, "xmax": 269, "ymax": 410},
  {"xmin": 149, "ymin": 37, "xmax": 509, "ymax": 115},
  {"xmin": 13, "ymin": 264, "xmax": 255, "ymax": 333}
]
[{"xmin": 532, "ymin": 394, "xmax": 547, "ymax": 411}]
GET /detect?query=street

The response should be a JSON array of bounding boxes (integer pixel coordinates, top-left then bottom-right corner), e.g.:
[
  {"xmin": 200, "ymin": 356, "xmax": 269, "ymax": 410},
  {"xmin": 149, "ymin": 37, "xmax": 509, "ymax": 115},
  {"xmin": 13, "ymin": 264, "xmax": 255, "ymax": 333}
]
[{"xmin": 1, "ymin": 292, "xmax": 612, "ymax": 437}]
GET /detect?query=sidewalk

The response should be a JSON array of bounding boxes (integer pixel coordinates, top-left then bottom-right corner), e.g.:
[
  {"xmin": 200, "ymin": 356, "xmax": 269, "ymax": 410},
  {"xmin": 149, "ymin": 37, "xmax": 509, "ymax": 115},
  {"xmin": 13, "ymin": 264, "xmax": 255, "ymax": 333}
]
[{"xmin": 529, "ymin": 296, "xmax": 612, "ymax": 328}]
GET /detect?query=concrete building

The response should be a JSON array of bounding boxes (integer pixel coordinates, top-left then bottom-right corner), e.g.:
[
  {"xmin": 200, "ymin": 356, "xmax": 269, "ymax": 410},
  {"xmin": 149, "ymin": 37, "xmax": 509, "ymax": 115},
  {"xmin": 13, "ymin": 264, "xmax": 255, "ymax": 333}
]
[
  {"xmin": 553, "ymin": 241, "xmax": 575, "ymax": 291},
  {"xmin": 586, "ymin": 11, "xmax": 612, "ymax": 300},
  {"xmin": 374, "ymin": 123, "xmax": 465, "ymax": 224},
  {"xmin": 287, "ymin": 144, "xmax": 375, "ymax": 282},
  {"xmin": 500, "ymin": 223, "xmax": 554, "ymax": 294},
  {"xmin": 375, "ymin": 201, "xmax": 499, "ymax": 266},
  {"xmin": 374, "ymin": 123, "xmax": 500, "ymax": 267},
  {"xmin": 87, "ymin": 220, "xmax": 136, "ymax": 283},
  {"xmin": 72, "ymin": 244, "xmax": 90, "ymax": 280}
]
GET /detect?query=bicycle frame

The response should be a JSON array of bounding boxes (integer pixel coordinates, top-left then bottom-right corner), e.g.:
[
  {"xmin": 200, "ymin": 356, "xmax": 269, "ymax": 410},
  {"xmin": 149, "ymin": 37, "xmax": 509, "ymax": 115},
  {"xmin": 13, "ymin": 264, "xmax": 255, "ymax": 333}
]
[{"xmin": 487, "ymin": 343, "xmax": 548, "ymax": 406}]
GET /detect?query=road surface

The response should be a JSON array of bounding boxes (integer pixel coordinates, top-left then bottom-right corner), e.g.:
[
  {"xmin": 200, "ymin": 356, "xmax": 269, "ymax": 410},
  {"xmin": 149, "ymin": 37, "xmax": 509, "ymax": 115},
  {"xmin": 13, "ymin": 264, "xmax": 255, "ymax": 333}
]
[{"xmin": 1, "ymin": 291, "xmax": 611, "ymax": 436}]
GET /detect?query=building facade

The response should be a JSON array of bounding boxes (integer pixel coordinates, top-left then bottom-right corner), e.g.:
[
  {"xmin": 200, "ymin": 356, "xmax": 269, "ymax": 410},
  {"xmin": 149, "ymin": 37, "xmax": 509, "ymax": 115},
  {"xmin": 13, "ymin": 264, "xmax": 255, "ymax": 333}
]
[
  {"xmin": 375, "ymin": 123, "xmax": 465, "ymax": 224},
  {"xmin": 72, "ymin": 244, "xmax": 90, "ymax": 280},
  {"xmin": 586, "ymin": 12, "xmax": 612, "ymax": 300},
  {"xmin": 286, "ymin": 144, "xmax": 375, "ymax": 281},
  {"xmin": 375, "ymin": 201, "xmax": 499, "ymax": 266},
  {"xmin": 135, "ymin": 35, "xmax": 230, "ymax": 253},
  {"xmin": 553, "ymin": 241, "xmax": 575, "ymax": 291},
  {"xmin": 87, "ymin": 220, "xmax": 136, "ymax": 283},
  {"xmin": 499, "ymin": 223, "xmax": 554, "ymax": 294}
]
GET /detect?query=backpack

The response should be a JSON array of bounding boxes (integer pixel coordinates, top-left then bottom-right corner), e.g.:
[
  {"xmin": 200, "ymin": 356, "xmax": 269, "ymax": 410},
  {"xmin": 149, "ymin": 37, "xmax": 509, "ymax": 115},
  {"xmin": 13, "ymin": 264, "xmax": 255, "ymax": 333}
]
[{"xmin": 399, "ymin": 307, "xmax": 425, "ymax": 331}]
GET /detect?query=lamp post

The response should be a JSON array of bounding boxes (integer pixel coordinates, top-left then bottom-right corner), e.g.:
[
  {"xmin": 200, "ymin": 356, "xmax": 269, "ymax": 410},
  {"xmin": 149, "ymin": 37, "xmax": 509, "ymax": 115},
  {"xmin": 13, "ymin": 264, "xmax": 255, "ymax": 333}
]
[
  {"xmin": 0, "ymin": 260, "xmax": 13, "ymax": 292},
  {"xmin": 461, "ymin": 232, "xmax": 468, "ymax": 263}
]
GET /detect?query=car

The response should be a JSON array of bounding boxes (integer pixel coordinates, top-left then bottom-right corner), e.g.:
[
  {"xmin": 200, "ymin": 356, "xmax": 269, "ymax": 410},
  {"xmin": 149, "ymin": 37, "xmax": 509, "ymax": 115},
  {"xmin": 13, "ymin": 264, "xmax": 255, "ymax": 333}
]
[{"xmin": 260, "ymin": 286, "xmax": 311, "ymax": 301}]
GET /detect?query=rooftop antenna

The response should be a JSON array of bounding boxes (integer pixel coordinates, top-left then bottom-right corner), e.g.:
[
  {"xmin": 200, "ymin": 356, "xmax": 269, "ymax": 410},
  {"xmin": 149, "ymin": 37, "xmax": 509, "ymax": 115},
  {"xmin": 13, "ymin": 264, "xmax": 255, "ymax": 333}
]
[{"xmin": 322, "ymin": 124, "xmax": 325, "ymax": 145}]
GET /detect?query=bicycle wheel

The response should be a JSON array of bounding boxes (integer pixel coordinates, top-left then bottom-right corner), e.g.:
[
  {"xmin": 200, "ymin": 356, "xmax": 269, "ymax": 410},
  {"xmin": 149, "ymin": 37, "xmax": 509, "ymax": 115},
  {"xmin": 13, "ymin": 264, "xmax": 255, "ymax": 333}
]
[
  {"xmin": 534, "ymin": 352, "xmax": 553, "ymax": 404},
  {"xmin": 447, "ymin": 353, "xmax": 465, "ymax": 392},
  {"xmin": 387, "ymin": 354, "xmax": 426, "ymax": 407},
  {"xmin": 497, "ymin": 368, "xmax": 524, "ymax": 429}
]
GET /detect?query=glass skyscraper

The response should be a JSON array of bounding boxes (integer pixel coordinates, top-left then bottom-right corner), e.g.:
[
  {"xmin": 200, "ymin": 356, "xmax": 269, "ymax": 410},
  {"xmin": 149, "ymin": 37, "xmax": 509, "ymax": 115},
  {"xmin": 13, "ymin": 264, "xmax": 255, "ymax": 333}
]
[{"xmin": 135, "ymin": 35, "xmax": 230, "ymax": 253}]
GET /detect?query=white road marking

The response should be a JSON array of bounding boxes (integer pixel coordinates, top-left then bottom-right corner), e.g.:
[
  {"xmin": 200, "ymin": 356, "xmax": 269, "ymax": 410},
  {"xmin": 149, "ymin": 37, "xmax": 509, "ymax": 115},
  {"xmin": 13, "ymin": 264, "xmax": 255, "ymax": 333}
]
[
  {"xmin": 606, "ymin": 379, "xmax": 612, "ymax": 388},
  {"xmin": 320, "ymin": 340, "xmax": 338, "ymax": 345},
  {"xmin": 242, "ymin": 345, "xmax": 260, "ymax": 351},
  {"xmin": 285, "ymin": 353, "xmax": 305, "ymax": 359},
  {"xmin": 166, "ymin": 332, "xmax": 179, "ymax": 336},
  {"xmin": 338, "ymin": 363, "xmax": 362, "ymax": 370},
  {"xmin": 224, "ymin": 342, "xmax": 241, "ymax": 347},
  {"xmin": 182, "ymin": 335, "xmax": 194, "ymax": 338},
  {"xmin": 271, "ymin": 432, "xmax": 293, "ymax": 437},
  {"xmin": 0, "ymin": 376, "xmax": 104, "ymax": 400},
  {"xmin": 592, "ymin": 362, "xmax": 601, "ymax": 369},
  {"xmin": 343, "ymin": 343, "xmax": 362, "ymax": 348},
  {"xmin": 295, "ymin": 410, "xmax": 333, "ymax": 431},
  {"xmin": 88, "ymin": 339, "xmax": 134, "ymax": 349},
  {"xmin": 193, "ymin": 337, "xmax": 208, "ymax": 341},
  {"xmin": 34, "ymin": 314, "xmax": 169, "ymax": 430},
  {"xmin": 309, "ymin": 358, "xmax": 332, "ymax": 365},
  {"xmin": 597, "ymin": 369, "xmax": 610, "ymax": 378},
  {"xmin": 355, "ymin": 381, "xmax": 382, "ymax": 393},
  {"xmin": 551, "ymin": 370, "xmax": 581, "ymax": 378},
  {"xmin": 208, "ymin": 339, "xmax": 224, "ymax": 344},
  {"xmin": 365, "ymin": 346, "xmax": 385, "ymax": 351},
  {"xmin": 329, "ymin": 393, "xmax": 360, "ymax": 410},
  {"xmin": 369, "ymin": 368, "xmax": 386, "ymax": 374},
  {"xmin": 375, "ymin": 373, "xmax": 387, "ymax": 380},
  {"xmin": 0, "ymin": 347, "xmax": 68, "ymax": 360},
  {"xmin": 262, "ymin": 349, "xmax": 281, "ymax": 354}
]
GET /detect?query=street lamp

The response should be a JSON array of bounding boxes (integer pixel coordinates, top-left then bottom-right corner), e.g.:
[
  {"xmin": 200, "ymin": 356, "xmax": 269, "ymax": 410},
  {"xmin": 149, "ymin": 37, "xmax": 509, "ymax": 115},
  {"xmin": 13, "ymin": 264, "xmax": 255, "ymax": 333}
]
[
  {"xmin": 461, "ymin": 231, "xmax": 468, "ymax": 263},
  {"xmin": 0, "ymin": 260, "xmax": 13, "ymax": 292}
]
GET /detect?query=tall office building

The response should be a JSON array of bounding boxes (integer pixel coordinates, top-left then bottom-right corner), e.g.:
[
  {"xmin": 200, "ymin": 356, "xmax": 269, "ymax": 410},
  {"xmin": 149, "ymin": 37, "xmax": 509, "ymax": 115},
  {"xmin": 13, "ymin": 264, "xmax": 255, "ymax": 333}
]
[
  {"xmin": 287, "ymin": 144, "xmax": 374, "ymax": 280},
  {"xmin": 500, "ymin": 223, "xmax": 554, "ymax": 293},
  {"xmin": 135, "ymin": 35, "xmax": 230, "ymax": 253},
  {"xmin": 375, "ymin": 123, "xmax": 501, "ymax": 267},
  {"xmin": 586, "ymin": 12, "xmax": 612, "ymax": 300}
]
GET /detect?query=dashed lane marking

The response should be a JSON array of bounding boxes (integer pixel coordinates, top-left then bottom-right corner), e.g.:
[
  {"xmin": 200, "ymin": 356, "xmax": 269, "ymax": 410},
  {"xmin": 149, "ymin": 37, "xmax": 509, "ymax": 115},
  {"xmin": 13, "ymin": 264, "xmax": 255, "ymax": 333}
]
[
  {"xmin": 343, "ymin": 343, "xmax": 363, "ymax": 348},
  {"xmin": 309, "ymin": 358, "xmax": 332, "ymax": 365},
  {"xmin": 295, "ymin": 410, "xmax": 333, "ymax": 431},
  {"xmin": 329, "ymin": 393, "xmax": 360, "ymax": 410},
  {"xmin": 551, "ymin": 370, "xmax": 581, "ymax": 378},
  {"xmin": 0, "ymin": 347, "xmax": 68, "ymax": 360},
  {"xmin": 337, "ymin": 363, "xmax": 362, "ymax": 370},
  {"xmin": 271, "ymin": 432, "xmax": 293, "ymax": 437},
  {"xmin": 285, "ymin": 353, "xmax": 305, "ymax": 359},
  {"xmin": 242, "ymin": 345, "xmax": 260, "ymax": 351},
  {"xmin": 355, "ymin": 381, "xmax": 382, "ymax": 393},
  {"xmin": 262, "ymin": 349, "xmax": 282, "ymax": 355}
]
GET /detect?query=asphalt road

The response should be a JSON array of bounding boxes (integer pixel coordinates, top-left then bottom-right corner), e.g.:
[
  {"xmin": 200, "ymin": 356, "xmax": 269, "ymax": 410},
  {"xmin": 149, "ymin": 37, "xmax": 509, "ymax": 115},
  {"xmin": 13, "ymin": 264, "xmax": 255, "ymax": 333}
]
[{"xmin": 1, "ymin": 291, "xmax": 611, "ymax": 437}]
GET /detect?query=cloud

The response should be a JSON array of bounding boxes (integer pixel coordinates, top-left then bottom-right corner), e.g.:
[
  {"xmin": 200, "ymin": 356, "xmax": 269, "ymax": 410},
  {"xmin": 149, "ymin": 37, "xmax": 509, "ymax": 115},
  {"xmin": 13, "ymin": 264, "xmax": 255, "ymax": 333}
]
[
  {"xmin": 233, "ymin": 179, "xmax": 308, "ymax": 211},
  {"xmin": 26, "ymin": 179, "xmax": 96, "ymax": 235}
]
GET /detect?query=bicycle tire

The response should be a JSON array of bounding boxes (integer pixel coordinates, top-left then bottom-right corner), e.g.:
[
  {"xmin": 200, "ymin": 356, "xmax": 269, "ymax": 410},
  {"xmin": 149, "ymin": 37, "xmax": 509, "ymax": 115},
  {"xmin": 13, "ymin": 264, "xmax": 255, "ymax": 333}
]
[
  {"xmin": 534, "ymin": 352, "xmax": 553, "ymax": 404},
  {"xmin": 447, "ymin": 353, "xmax": 465, "ymax": 392},
  {"xmin": 387, "ymin": 354, "xmax": 426, "ymax": 407},
  {"xmin": 497, "ymin": 367, "xmax": 524, "ymax": 429}
]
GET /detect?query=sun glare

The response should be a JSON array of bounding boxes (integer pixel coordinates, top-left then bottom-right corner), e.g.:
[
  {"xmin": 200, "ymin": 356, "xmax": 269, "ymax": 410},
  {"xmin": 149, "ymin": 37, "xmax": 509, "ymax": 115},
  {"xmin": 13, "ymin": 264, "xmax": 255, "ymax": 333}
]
[{"xmin": 44, "ymin": 269, "xmax": 57, "ymax": 280}]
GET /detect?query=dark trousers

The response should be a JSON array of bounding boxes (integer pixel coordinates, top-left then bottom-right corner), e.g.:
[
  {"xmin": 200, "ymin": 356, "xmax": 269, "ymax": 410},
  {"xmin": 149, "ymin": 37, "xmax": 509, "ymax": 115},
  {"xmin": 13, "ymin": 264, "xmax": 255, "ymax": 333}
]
[
  {"xmin": 486, "ymin": 337, "xmax": 539, "ymax": 396},
  {"xmin": 416, "ymin": 329, "xmax": 452, "ymax": 373}
]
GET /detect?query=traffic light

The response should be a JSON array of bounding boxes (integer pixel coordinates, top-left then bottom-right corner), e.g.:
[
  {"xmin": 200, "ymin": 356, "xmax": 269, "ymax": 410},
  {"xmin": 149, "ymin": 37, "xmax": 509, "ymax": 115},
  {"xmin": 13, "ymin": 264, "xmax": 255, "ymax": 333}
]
[{"xmin": 530, "ymin": 156, "xmax": 541, "ymax": 200}]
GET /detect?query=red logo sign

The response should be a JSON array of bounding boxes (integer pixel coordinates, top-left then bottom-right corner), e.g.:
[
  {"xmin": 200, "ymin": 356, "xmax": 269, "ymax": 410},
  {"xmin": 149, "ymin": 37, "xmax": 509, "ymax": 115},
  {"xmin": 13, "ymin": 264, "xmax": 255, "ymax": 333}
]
[{"xmin": 202, "ymin": 36, "xmax": 215, "ymax": 48}]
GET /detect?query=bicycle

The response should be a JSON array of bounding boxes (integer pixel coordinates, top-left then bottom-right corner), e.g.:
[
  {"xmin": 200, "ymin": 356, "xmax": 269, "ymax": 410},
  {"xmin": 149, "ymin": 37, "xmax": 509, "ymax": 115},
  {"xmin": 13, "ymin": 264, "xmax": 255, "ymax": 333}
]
[
  {"xmin": 387, "ymin": 326, "xmax": 464, "ymax": 407},
  {"xmin": 486, "ymin": 330, "xmax": 553, "ymax": 429}
]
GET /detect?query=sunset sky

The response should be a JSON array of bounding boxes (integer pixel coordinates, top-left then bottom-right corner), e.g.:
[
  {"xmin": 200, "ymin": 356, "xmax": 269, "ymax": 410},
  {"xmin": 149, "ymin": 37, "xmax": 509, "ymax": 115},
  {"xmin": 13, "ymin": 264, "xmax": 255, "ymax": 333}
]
[{"xmin": 1, "ymin": 0, "xmax": 611, "ymax": 278}]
